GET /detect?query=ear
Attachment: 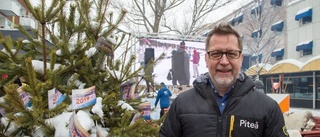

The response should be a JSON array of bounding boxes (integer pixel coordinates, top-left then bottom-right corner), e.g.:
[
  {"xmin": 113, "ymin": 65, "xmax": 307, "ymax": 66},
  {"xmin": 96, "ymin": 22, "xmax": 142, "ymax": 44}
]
[
  {"xmin": 240, "ymin": 54, "xmax": 244, "ymax": 62},
  {"xmin": 239, "ymin": 54, "xmax": 244, "ymax": 67}
]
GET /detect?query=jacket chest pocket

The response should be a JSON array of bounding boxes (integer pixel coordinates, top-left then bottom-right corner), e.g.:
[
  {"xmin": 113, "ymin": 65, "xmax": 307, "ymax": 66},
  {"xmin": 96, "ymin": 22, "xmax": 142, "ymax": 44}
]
[{"xmin": 227, "ymin": 115, "xmax": 264, "ymax": 137}]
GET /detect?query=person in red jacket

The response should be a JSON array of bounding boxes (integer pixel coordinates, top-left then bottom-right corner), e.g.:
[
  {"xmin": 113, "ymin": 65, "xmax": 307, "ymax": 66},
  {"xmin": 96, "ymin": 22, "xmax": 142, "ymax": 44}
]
[{"xmin": 191, "ymin": 49, "xmax": 200, "ymax": 78}]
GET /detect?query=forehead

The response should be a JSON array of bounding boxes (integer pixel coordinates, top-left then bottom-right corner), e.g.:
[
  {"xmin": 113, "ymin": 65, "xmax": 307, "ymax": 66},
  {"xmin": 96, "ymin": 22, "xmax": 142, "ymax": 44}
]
[
  {"xmin": 210, "ymin": 34, "xmax": 238, "ymax": 45},
  {"xmin": 208, "ymin": 35, "xmax": 239, "ymax": 51}
]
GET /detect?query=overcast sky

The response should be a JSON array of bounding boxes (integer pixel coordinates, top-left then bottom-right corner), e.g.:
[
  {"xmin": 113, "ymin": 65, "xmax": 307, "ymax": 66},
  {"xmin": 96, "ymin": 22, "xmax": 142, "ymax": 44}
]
[
  {"xmin": 178, "ymin": 0, "xmax": 253, "ymax": 24},
  {"xmin": 29, "ymin": 0, "xmax": 253, "ymax": 31}
]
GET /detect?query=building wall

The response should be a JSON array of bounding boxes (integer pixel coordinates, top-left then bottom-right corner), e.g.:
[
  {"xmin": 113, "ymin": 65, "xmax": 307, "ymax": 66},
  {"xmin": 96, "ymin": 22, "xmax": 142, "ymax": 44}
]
[
  {"xmin": 199, "ymin": 0, "xmax": 320, "ymax": 68},
  {"xmin": 195, "ymin": 0, "xmax": 320, "ymax": 108},
  {"xmin": 200, "ymin": 0, "xmax": 287, "ymax": 69},
  {"xmin": 0, "ymin": 0, "xmax": 31, "ymax": 29},
  {"xmin": 287, "ymin": 0, "xmax": 320, "ymax": 62}
]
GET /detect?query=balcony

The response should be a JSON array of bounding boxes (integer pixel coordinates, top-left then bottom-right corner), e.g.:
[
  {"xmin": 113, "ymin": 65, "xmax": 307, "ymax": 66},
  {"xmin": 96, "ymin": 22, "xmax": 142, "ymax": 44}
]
[
  {"xmin": 19, "ymin": 16, "xmax": 37, "ymax": 30},
  {"xmin": 0, "ymin": 0, "xmax": 20, "ymax": 16},
  {"xmin": 0, "ymin": 16, "xmax": 12, "ymax": 29}
]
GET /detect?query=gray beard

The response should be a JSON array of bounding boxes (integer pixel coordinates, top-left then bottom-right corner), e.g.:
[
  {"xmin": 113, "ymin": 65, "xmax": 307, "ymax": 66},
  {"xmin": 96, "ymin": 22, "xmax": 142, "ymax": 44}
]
[{"xmin": 209, "ymin": 72, "xmax": 237, "ymax": 91}]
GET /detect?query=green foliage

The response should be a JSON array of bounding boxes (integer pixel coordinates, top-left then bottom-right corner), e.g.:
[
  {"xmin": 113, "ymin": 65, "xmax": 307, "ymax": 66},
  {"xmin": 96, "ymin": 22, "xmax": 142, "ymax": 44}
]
[{"xmin": 0, "ymin": 0, "xmax": 162, "ymax": 136}]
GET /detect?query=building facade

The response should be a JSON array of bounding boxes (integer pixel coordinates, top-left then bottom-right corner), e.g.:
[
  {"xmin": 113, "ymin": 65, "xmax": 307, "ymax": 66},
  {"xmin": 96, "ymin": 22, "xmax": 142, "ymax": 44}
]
[
  {"xmin": 198, "ymin": 0, "xmax": 320, "ymax": 109},
  {"xmin": 199, "ymin": 0, "xmax": 287, "ymax": 72},
  {"xmin": 0, "ymin": 0, "xmax": 53, "ymax": 59},
  {"xmin": 263, "ymin": 0, "xmax": 320, "ymax": 109},
  {"xmin": 0, "ymin": 0, "xmax": 37, "ymax": 30}
]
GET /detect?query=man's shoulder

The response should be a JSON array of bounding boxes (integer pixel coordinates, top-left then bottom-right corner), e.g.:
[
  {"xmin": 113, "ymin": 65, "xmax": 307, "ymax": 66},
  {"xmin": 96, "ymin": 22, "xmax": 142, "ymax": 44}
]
[
  {"xmin": 176, "ymin": 88, "xmax": 198, "ymax": 99},
  {"xmin": 173, "ymin": 52, "xmax": 183, "ymax": 57}
]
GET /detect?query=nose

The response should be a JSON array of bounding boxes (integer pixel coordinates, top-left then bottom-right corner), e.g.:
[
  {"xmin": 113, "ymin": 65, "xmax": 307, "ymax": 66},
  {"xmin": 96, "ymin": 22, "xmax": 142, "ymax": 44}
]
[{"xmin": 219, "ymin": 54, "xmax": 229, "ymax": 65}]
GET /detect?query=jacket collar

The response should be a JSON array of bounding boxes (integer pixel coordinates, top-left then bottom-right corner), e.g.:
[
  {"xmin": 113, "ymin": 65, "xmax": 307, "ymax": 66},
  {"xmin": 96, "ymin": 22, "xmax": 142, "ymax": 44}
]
[{"xmin": 193, "ymin": 73, "xmax": 255, "ymax": 99}]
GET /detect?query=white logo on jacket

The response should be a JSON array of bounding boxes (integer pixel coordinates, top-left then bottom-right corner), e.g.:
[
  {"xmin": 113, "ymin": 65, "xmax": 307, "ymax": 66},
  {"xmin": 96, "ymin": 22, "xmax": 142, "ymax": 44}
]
[{"xmin": 239, "ymin": 120, "xmax": 259, "ymax": 129}]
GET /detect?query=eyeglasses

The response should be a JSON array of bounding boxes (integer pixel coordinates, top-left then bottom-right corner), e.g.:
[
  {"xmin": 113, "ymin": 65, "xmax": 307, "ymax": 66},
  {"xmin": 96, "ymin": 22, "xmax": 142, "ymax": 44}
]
[{"xmin": 207, "ymin": 50, "xmax": 242, "ymax": 60}]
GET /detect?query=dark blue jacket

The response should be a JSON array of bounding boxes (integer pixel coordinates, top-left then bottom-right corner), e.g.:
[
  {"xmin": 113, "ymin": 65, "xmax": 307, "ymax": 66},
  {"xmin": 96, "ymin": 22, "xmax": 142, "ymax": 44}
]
[{"xmin": 155, "ymin": 86, "xmax": 172, "ymax": 108}]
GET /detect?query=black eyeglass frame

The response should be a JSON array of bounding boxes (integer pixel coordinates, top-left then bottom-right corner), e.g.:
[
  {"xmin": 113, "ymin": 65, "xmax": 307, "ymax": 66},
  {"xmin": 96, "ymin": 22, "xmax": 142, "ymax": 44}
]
[{"xmin": 207, "ymin": 50, "xmax": 242, "ymax": 60}]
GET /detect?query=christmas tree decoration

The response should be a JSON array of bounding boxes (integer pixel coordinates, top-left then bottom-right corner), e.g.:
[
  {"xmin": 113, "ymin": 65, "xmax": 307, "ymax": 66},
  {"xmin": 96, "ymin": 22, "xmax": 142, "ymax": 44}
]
[{"xmin": 0, "ymin": 0, "xmax": 162, "ymax": 136}]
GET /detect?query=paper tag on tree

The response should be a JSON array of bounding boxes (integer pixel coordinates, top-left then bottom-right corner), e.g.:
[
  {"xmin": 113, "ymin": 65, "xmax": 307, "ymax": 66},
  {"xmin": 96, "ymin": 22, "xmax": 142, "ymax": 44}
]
[{"xmin": 72, "ymin": 86, "xmax": 96, "ymax": 110}]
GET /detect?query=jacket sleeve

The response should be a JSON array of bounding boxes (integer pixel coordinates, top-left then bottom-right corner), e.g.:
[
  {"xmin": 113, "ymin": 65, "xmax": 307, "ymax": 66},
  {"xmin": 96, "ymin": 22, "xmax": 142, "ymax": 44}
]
[
  {"xmin": 263, "ymin": 101, "xmax": 289, "ymax": 137},
  {"xmin": 155, "ymin": 90, "xmax": 162, "ymax": 106},
  {"xmin": 168, "ymin": 89, "xmax": 172, "ymax": 97},
  {"xmin": 160, "ymin": 99, "xmax": 182, "ymax": 137},
  {"xmin": 184, "ymin": 52, "xmax": 190, "ymax": 80}
]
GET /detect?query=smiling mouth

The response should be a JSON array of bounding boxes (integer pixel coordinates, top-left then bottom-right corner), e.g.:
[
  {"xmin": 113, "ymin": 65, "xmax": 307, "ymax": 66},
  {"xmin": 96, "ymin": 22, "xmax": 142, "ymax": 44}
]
[{"xmin": 217, "ymin": 69, "xmax": 232, "ymax": 73}]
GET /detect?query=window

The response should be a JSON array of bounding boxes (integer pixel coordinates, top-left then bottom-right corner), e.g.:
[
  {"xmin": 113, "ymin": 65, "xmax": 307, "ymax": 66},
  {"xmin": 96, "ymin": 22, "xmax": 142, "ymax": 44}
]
[
  {"xmin": 271, "ymin": 48, "xmax": 284, "ymax": 61},
  {"xmin": 275, "ymin": 56, "xmax": 283, "ymax": 61},
  {"xmin": 270, "ymin": 0, "xmax": 282, "ymax": 7},
  {"xmin": 228, "ymin": 13, "xmax": 243, "ymax": 26},
  {"xmin": 6, "ymin": 20, "xmax": 12, "ymax": 27},
  {"xmin": 271, "ymin": 21, "xmax": 284, "ymax": 32},
  {"xmin": 295, "ymin": 7, "xmax": 312, "ymax": 25},
  {"xmin": 273, "ymin": 31, "xmax": 282, "ymax": 36},
  {"xmin": 296, "ymin": 41, "xmax": 313, "ymax": 56},
  {"xmin": 228, "ymin": 21, "xmax": 235, "ymax": 26},
  {"xmin": 251, "ymin": 54, "xmax": 262, "ymax": 63},
  {"xmin": 234, "ymin": 20, "xmax": 242, "ymax": 26},
  {"xmin": 317, "ymin": 76, "xmax": 320, "ymax": 99},
  {"xmin": 281, "ymin": 76, "xmax": 314, "ymax": 99},
  {"xmin": 301, "ymin": 16, "xmax": 312, "ymax": 25},
  {"xmin": 251, "ymin": 29, "xmax": 262, "ymax": 41},
  {"xmin": 20, "ymin": 8, "xmax": 27, "ymax": 17},
  {"xmin": 300, "ymin": 49, "xmax": 312, "ymax": 56},
  {"xmin": 251, "ymin": 5, "xmax": 261, "ymax": 17}
]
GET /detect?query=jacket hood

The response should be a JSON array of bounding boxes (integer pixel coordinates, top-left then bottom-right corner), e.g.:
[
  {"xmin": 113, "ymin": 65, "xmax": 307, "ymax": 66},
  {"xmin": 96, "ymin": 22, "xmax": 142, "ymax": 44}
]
[
  {"xmin": 254, "ymin": 80, "xmax": 264, "ymax": 89},
  {"xmin": 193, "ymin": 49, "xmax": 197, "ymax": 53},
  {"xmin": 192, "ymin": 72, "xmax": 255, "ymax": 99}
]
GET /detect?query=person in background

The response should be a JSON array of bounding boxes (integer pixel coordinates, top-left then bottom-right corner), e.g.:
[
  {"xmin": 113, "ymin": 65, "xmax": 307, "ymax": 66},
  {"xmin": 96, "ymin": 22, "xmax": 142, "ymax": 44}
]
[
  {"xmin": 160, "ymin": 23, "xmax": 288, "ymax": 137},
  {"xmin": 191, "ymin": 49, "xmax": 200, "ymax": 78},
  {"xmin": 254, "ymin": 79, "xmax": 265, "ymax": 93},
  {"xmin": 155, "ymin": 82, "xmax": 172, "ymax": 118},
  {"xmin": 171, "ymin": 50, "xmax": 177, "ymax": 85},
  {"xmin": 171, "ymin": 41, "xmax": 190, "ymax": 86}
]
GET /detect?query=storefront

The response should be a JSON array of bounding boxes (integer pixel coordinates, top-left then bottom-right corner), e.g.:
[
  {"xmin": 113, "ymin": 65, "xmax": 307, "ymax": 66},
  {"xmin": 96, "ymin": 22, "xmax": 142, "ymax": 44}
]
[{"xmin": 246, "ymin": 56, "xmax": 320, "ymax": 108}]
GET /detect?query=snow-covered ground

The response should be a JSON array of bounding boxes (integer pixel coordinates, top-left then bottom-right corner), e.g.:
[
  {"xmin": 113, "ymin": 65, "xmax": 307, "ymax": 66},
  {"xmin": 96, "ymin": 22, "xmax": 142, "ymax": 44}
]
[{"xmin": 290, "ymin": 107, "xmax": 320, "ymax": 117}]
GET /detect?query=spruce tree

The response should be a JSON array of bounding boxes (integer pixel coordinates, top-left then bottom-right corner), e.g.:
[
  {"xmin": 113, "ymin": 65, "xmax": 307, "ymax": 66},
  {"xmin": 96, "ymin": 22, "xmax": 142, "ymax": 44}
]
[{"xmin": 0, "ymin": 0, "xmax": 163, "ymax": 136}]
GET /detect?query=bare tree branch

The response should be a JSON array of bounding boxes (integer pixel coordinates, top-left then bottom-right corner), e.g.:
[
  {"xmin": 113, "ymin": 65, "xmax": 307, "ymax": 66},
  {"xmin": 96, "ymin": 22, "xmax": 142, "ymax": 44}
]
[
  {"xmin": 241, "ymin": 0, "xmax": 285, "ymax": 78},
  {"xmin": 112, "ymin": 0, "xmax": 235, "ymax": 35},
  {"xmin": 166, "ymin": 0, "xmax": 234, "ymax": 35}
]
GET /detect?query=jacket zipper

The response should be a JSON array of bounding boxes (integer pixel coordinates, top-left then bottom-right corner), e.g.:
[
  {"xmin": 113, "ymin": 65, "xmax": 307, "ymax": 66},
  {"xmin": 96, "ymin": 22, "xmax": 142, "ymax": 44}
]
[{"xmin": 229, "ymin": 115, "xmax": 235, "ymax": 137}]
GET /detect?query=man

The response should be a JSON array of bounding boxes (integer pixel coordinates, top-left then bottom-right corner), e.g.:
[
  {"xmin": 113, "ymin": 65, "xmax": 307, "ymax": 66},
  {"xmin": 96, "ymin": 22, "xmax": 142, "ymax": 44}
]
[
  {"xmin": 172, "ymin": 41, "xmax": 190, "ymax": 85},
  {"xmin": 171, "ymin": 50, "xmax": 178, "ymax": 85},
  {"xmin": 155, "ymin": 82, "xmax": 172, "ymax": 118},
  {"xmin": 160, "ymin": 23, "xmax": 288, "ymax": 137}
]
